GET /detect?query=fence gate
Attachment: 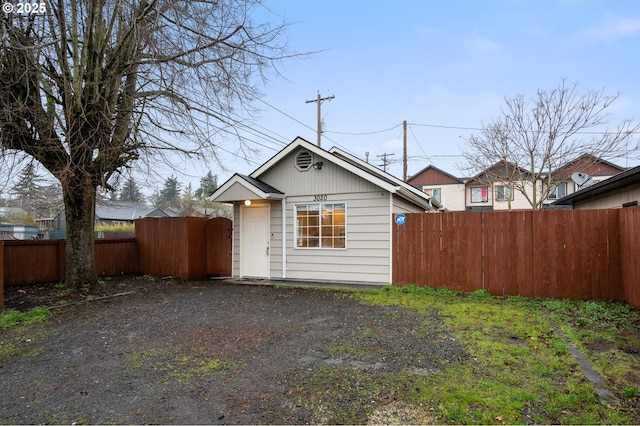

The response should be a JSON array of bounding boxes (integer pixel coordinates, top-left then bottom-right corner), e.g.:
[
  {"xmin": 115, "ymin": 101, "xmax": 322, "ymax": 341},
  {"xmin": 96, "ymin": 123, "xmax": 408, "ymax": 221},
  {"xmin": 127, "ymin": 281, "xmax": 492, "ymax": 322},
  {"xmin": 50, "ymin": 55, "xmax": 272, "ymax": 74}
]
[{"xmin": 207, "ymin": 217, "xmax": 232, "ymax": 277}]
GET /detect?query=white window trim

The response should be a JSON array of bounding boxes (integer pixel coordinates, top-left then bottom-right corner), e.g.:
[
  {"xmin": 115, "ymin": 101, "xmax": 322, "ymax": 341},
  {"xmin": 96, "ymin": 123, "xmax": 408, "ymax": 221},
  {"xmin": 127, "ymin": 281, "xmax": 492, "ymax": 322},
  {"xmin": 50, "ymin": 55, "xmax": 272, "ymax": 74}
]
[
  {"xmin": 495, "ymin": 185, "xmax": 513, "ymax": 202},
  {"xmin": 548, "ymin": 182, "xmax": 568, "ymax": 200},
  {"xmin": 293, "ymin": 202, "xmax": 348, "ymax": 250},
  {"xmin": 470, "ymin": 186, "xmax": 489, "ymax": 203}
]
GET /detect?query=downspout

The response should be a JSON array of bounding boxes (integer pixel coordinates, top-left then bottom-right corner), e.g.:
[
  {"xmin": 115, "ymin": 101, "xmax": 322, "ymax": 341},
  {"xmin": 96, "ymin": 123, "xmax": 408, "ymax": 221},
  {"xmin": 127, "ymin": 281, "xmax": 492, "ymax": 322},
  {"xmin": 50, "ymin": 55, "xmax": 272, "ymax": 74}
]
[{"xmin": 281, "ymin": 197, "xmax": 287, "ymax": 279}]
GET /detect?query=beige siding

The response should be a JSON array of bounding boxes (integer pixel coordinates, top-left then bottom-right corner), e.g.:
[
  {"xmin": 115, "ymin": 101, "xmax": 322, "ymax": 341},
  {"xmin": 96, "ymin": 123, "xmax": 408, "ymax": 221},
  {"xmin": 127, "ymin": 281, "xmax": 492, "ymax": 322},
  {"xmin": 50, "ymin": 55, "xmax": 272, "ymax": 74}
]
[
  {"xmin": 228, "ymin": 145, "xmax": 430, "ymax": 284},
  {"xmin": 574, "ymin": 183, "xmax": 640, "ymax": 210},
  {"xmin": 393, "ymin": 194, "xmax": 426, "ymax": 213},
  {"xmin": 216, "ymin": 181, "xmax": 259, "ymax": 202},
  {"xmin": 284, "ymin": 191, "xmax": 391, "ymax": 284},
  {"xmin": 258, "ymin": 146, "xmax": 382, "ymax": 196},
  {"xmin": 420, "ymin": 184, "xmax": 465, "ymax": 211}
]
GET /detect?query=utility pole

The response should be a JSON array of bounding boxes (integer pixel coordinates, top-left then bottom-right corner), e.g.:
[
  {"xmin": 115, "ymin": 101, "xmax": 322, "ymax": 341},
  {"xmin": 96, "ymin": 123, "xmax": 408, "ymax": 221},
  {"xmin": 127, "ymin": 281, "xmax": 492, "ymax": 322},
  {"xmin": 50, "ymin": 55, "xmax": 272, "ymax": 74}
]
[
  {"xmin": 377, "ymin": 153, "xmax": 394, "ymax": 173},
  {"xmin": 402, "ymin": 120, "xmax": 407, "ymax": 182},
  {"xmin": 306, "ymin": 92, "xmax": 335, "ymax": 147}
]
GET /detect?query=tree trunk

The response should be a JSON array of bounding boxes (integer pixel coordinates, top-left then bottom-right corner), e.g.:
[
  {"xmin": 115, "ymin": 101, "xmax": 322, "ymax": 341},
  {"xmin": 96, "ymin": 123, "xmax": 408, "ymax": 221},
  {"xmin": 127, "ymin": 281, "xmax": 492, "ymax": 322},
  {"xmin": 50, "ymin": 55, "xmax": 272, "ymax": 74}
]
[{"xmin": 62, "ymin": 173, "xmax": 98, "ymax": 289}]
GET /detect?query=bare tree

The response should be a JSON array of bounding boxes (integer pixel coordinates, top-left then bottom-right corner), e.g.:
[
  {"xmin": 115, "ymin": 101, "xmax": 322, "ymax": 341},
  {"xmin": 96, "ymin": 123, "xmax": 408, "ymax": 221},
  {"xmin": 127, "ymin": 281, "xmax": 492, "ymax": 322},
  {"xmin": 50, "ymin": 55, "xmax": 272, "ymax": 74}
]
[
  {"xmin": 462, "ymin": 80, "xmax": 639, "ymax": 209},
  {"xmin": 0, "ymin": 0, "xmax": 295, "ymax": 288}
]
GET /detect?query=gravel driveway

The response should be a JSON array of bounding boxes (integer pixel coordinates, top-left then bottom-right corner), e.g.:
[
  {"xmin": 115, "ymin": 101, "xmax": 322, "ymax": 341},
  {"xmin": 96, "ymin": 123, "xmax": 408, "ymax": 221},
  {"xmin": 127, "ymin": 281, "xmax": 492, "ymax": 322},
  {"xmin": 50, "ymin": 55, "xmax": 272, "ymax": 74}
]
[{"xmin": 0, "ymin": 279, "xmax": 468, "ymax": 424}]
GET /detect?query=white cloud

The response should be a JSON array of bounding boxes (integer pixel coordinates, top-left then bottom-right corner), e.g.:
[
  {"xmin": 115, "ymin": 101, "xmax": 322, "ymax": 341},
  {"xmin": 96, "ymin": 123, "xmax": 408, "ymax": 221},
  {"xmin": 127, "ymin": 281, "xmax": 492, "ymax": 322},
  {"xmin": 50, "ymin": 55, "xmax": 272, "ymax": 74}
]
[
  {"xmin": 585, "ymin": 17, "xmax": 640, "ymax": 40},
  {"xmin": 471, "ymin": 37, "xmax": 502, "ymax": 53}
]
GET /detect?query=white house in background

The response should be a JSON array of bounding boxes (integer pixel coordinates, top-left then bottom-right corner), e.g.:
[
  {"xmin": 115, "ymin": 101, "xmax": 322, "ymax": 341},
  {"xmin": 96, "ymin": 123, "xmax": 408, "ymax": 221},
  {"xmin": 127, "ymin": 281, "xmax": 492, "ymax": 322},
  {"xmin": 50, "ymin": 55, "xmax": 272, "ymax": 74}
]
[
  {"xmin": 210, "ymin": 137, "xmax": 441, "ymax": 285},
  {"xmin": 407, "ymin": 165, "xmax": 466, "ymax": 211}
]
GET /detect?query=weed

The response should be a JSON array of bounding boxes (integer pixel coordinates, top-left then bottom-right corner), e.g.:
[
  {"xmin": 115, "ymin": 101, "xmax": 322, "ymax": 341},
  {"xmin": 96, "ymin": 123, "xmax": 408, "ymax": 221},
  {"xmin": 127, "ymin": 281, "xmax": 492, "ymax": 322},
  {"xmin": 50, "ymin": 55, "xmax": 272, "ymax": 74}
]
[
  {"xmin": 469, "ymin": 289, "xmax": 493, "ymax": 299},
  {"xmin": 624, "ymin": 386, "xmax": 638, "ymax": 399}
]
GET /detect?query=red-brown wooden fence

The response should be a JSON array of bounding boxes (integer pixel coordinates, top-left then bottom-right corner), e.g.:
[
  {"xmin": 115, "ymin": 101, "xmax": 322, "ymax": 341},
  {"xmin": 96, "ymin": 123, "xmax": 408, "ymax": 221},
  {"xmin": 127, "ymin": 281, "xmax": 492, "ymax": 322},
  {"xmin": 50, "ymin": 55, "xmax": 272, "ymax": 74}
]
[
  {"xmin": 620, "ymin": 206, "xmax": 640, "ymax": 308},
  {"xmin": 0, "ymin": 217, "xmax": 233, "ymax": 308},
  {"xmin": 393, "ymin": 207, "xmax": 640, "ymax": 308}
]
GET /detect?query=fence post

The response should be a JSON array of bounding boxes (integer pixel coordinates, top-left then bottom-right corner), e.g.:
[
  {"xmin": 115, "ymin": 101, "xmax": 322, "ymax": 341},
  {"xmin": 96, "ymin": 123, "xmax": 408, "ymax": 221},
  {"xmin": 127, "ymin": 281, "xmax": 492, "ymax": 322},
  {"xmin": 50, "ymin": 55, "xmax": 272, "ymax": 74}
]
[
  {"xmin": 0, "ymin": 241, "xmax": 4, "ymax": 309},
  {"xmin": 56, "ymin": 239, "xmax": 66, "ymax": 283}
]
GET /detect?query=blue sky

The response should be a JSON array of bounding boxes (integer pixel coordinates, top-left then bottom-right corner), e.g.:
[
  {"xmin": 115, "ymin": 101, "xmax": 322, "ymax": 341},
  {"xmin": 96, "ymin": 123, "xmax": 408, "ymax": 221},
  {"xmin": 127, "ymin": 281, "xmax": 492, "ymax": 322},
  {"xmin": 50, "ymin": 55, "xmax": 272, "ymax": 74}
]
[{"xmin": 205, "ymin": 0, "xmax": 640, "ymax": 186}]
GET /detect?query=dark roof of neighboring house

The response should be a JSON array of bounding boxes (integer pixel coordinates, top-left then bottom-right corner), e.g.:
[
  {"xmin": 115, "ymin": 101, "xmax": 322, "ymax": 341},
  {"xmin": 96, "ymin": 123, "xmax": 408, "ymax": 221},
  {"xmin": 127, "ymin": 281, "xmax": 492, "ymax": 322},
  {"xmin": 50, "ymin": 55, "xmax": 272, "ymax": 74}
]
[
  {"xmin": 552, "ymin": 165, "xmax": 640, "ymax": 206},
  {"xmin": 95, "ymin": 202, "xmax": 171, "ymax": 221},
  {"xmin": 466, "ymin": 161, "xmax": 531, "ymax": 184},
  {"xmin": 553, "ymin": 154, "xmax": 626, "ymax": 177}
]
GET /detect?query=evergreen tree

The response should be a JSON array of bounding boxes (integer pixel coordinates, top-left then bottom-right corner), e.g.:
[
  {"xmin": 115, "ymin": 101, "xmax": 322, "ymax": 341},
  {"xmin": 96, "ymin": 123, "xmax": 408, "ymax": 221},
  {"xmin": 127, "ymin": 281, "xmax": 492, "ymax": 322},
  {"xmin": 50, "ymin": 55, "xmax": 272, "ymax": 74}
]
[
  {"xmin": 195, "ymin": 171, "xmax": 218, "ymax": 198},
  {"xmin": 181, "ymin": 183, "xmax": 197, "ymax": 215},
  {"xmin": 153, "ymin": 175, "xmax": 182, "ymax": 210},
  {"xmin": 119, "ymin": 177, "xmax": 144, "ymax": 203}
]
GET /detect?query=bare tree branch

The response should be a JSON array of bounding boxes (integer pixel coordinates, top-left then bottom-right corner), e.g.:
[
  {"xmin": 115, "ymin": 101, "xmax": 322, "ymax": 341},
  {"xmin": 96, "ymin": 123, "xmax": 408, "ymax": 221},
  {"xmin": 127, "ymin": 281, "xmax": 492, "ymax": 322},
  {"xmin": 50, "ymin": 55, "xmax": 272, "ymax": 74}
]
[{"xmin": 462, "ymin": 80, "xmax": 640, "ymax": 209}]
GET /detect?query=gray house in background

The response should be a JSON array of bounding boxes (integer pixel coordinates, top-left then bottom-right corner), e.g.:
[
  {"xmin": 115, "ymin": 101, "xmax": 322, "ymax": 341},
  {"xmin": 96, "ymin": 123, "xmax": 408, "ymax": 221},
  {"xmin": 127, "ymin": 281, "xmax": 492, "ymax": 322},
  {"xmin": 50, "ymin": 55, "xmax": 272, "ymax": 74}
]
[
  {"xmin": 210, "ymin": 137, "xmax": 440, "ymax": 286},
  {"xmin": 50, "ymin": 201, "xmax": 175, "ymax": 239}
]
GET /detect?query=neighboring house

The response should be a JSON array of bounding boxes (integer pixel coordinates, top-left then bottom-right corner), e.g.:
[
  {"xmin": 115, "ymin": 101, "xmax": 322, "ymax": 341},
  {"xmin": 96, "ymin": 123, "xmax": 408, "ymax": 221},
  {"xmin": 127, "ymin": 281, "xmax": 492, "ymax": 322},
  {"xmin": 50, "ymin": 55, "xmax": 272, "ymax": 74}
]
[
  {"xmin": 464, "ymin": 161, "xmax": 537, "ymax": 211},
  {"xmin": 552, "ymin": 165, "xmax": 640, "ymax": 210},
  {"xmin": 543, "ymin": 154, "xmax": 626, "ymax": 205},
  {"xmin": 0, "ymin": 207, "xmax": 39, "ymax": 239},
  {"xmin": 408, "ymin": 155, "xmax": 625, "ymax": 211},
  {"xmin": 51, "ymin": 201, "xmax": 175, "ymax": 238},
  {"xmin": 0, "ymin": 223, "xmax": 39, "ymax": 240},
  {"xmin": 407, "ymin": 165, "xmax": 466, "ymax": 211},
  {"xmin": 210, "ymin": 137, "xmax": 440, "ymax": 285}
]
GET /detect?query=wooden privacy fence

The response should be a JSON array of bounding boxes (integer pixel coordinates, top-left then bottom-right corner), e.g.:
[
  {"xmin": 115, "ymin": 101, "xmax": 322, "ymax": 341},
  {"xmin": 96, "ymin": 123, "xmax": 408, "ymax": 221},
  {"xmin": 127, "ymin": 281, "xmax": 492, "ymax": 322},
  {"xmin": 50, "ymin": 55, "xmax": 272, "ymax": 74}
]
[
  {"xmin": 0, "ymin": 217, "xmax": 232, "ymax": 307},
  {"xmin": 393, "ymin": 207, "xmax": 640, "ymax": 308},
  {"xmin": 136, "ymin": 216, "xmax": 232, "ymax": 280}
]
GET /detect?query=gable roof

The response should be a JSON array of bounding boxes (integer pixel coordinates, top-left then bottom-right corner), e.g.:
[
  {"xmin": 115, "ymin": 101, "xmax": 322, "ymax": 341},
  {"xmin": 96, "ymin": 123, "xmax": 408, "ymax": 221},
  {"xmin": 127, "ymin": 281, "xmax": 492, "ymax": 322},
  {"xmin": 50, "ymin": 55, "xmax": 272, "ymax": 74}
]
[
  {"xmin": 552, "ymin": 165, "xmax": 640, "ymax": 206},
  {"xmin": 466, "ymin": 161, "xmax": 532, "ymax": 185},
  {"xmin": 328, "ymin": 146, "xmax": 443, "ymax": 210},
  {"xmin": 407, "ymin": 164, "xmax": 464, "ymax": 185},
  {"xmin": 552, "ymin": 154, "xmax": 626, "ymax": 179},
  {"xmin": 95, "ymin": 202, "xmax": 167, "ymax": 221},
  {"xmin": 213, "ymin": 137, "xmax": 440, "ymax": 211},
  {"xmin": 210, "ymin": 173, "xmax": 285, "ymax": 202}
]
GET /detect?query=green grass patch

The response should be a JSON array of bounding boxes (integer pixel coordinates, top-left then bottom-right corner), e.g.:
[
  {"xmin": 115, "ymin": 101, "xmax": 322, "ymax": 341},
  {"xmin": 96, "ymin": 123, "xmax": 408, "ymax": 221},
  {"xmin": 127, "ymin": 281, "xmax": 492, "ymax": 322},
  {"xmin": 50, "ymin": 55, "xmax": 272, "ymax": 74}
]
[
  {"xmin": 0, "ymin": 308, "xmax": 50, "ymax": 328},
  {"xmin": 344, "ymin": 285, "xmax": 639, "ymax": 424}
]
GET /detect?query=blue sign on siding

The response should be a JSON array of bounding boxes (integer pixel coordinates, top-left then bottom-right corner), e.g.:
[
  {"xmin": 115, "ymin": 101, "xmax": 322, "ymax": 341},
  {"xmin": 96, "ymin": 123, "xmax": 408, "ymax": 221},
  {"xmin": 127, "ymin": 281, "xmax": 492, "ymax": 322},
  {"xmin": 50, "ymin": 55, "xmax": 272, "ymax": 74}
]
[{"xmin": 394, "ymin": 214, "xmax": 407, "ymax": 226}]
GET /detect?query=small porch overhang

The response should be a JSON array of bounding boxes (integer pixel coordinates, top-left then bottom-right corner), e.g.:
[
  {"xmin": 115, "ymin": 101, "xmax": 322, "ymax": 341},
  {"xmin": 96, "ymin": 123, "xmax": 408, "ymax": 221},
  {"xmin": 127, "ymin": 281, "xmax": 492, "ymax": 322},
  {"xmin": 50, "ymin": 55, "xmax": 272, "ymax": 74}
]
[{"xmin": 209, "ymin": 173, "xmax": 285, "ymax": 203}]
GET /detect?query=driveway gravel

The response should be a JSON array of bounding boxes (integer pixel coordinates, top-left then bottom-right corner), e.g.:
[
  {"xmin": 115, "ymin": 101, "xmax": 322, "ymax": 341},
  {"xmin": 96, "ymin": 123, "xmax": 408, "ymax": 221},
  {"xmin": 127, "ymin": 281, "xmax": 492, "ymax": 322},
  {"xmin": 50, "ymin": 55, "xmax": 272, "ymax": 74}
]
[{"xmin": 0, "ymin": 278, "xmax": 468, "ymax": 424}]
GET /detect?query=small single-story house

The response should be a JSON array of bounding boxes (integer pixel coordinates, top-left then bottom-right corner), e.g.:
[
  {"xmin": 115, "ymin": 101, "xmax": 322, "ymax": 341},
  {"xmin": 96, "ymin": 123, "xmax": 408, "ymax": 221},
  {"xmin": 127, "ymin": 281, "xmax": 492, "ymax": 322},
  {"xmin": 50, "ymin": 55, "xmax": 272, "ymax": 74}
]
[
  {"xmin": 552, "ymin": 165, "xmax": 640, "ymax": 210},
  {"xmin": 210, "ymin": 137, "xmax": 441, "ymax": 285}
]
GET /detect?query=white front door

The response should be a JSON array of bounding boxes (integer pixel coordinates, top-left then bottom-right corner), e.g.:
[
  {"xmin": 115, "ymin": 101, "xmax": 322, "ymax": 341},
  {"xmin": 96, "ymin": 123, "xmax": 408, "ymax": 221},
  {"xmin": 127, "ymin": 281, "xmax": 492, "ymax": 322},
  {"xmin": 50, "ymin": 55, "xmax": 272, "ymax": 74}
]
[{"xmin": 242, "ymin": 205, "xmax": 270, "ymax": 278}]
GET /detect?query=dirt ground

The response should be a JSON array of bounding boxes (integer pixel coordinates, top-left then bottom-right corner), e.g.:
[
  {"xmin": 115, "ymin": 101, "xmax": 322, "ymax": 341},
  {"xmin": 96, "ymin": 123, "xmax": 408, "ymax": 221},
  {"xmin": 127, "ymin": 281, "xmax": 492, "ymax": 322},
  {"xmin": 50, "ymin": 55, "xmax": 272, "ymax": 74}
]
[{"xmin": 0, "ymin": 277, "xmax": 468, "ymax": 424}]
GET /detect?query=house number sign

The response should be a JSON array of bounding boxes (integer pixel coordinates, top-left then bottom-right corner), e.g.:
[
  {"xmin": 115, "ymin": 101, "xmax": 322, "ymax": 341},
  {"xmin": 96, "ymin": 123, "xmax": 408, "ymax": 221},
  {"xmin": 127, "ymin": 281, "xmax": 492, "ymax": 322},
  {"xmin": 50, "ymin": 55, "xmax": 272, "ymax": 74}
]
[{"xmin": 313, "ymin": 194, "xmax": 328, "ymax": 201}]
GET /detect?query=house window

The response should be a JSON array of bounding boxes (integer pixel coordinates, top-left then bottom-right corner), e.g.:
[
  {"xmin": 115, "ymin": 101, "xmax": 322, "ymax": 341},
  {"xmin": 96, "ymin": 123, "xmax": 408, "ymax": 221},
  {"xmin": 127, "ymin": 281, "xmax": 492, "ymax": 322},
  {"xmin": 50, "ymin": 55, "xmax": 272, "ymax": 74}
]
[
  {"xmin": 423, "ymin": 188, "xmax": 442, "ymax": 203},
  {"xmin": 548, "ymin": 182, "xmax": 567, "ymax": 200},
  {"xmin": 470, "ymin": 187, "xmax": 489, "ymax": 203},
  {"xmin": 295, "ymin": 203, "xmax": 346, "ymax": 249},
  {"xmin": 496, "ymin": 185, "xmax": 513, "ymax": 202}
]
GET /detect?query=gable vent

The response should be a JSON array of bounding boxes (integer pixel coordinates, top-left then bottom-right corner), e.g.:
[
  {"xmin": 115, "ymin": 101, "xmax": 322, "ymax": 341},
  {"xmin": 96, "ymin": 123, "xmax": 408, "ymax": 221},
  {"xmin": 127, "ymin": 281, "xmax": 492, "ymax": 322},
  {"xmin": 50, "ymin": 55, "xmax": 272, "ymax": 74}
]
[{"xmin": 295, "ymin": 151, "xmax": 313, "ymax": 171}]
